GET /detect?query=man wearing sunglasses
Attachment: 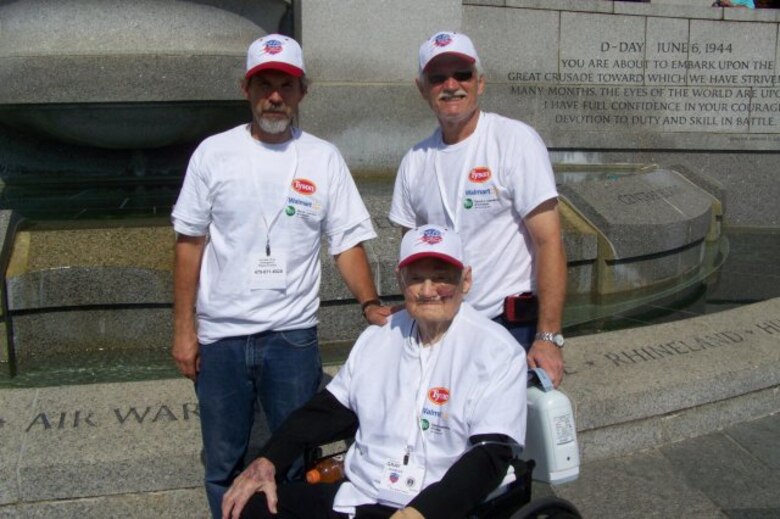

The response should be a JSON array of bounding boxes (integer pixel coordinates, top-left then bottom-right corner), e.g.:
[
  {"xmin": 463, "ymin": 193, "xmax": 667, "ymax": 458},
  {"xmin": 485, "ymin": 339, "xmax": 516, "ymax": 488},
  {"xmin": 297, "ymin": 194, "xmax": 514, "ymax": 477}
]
[{"xmin": 389, "ymin": 31, "xmax": 567, "ymax": 388}]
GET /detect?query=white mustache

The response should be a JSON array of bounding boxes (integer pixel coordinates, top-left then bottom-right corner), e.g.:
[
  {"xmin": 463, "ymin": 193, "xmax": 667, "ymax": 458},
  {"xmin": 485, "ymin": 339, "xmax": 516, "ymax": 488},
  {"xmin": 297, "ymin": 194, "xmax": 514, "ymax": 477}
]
[{"xmin": 438, "ymin": 89, "xmax": 468, "ymax": 101}]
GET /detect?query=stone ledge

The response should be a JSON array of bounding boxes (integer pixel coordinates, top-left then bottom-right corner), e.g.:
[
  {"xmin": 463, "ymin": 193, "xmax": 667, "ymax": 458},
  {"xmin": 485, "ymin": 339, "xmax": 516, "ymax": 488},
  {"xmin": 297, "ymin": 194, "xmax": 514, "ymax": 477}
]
[
  {"xmin": 578, "ymin": 385, "xmax": 779, "ymax": 462},
  {"xmin": 0, "ymin": 487, "xmax": 208, "ymax": 519},
  {"xmin": 562, "ymin": 297, "xmax": 780, "ymax": 435},
  {"xmin": 0, "ymin": 379, "xmax": 202, "ymax": 504}
]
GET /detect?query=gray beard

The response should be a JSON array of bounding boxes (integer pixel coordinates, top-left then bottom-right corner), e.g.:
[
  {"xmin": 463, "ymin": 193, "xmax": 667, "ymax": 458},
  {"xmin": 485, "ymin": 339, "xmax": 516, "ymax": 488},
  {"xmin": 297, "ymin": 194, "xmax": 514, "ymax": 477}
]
[{"xmin": 258, "ymin": 115, "xmax": 291, "ymax": 135}]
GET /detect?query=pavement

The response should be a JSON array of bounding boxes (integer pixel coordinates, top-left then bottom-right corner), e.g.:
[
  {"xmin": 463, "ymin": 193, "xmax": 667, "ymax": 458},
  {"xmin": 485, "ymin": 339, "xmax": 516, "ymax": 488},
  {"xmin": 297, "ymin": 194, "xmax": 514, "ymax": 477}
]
[{"xmin": 537, "ymin": 412, "xmax": 780, "ymax": 518}]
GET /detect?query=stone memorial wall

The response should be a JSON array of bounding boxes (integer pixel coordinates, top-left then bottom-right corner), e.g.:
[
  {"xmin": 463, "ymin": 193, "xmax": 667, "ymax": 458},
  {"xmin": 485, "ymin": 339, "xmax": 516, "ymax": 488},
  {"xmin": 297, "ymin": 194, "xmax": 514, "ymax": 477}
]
[{"xmin": 471, "ymin": 5, "xmax": 780, "ymax": 151}]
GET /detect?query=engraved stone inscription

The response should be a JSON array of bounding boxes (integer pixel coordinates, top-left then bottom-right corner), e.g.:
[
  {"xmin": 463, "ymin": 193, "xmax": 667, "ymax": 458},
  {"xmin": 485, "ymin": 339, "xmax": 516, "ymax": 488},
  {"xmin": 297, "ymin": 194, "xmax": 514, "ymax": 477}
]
[
  {"xmin": 506, "ymin": 28, "xmax": 780, "ymax": 137},
  {"xmin": 21, "ymin": 402, "xmax": 199, "ymax": 433},
  {"xmin": 602, "ymin": 319, "xmax": 780, "ymax": 367}
]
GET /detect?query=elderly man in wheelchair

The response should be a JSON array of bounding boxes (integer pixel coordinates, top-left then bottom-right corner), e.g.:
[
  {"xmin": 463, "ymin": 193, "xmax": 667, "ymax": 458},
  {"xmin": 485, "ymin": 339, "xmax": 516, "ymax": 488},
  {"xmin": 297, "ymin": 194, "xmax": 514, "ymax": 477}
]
[{"xmin": 222, "ymin": 225, "xmax": 579, "ymax": 519}]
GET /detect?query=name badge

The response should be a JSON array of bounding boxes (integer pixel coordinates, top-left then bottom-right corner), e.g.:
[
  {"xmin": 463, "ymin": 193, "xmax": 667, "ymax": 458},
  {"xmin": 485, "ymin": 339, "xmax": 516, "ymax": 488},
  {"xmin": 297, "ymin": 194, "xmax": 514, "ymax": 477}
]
[
  {"xmin": 249, "ymin": 252, "xmax": 287, "ymax": 290},
  {"xmin": 376, "ymin": 458, "xmax": 425, "ymax": 508}
]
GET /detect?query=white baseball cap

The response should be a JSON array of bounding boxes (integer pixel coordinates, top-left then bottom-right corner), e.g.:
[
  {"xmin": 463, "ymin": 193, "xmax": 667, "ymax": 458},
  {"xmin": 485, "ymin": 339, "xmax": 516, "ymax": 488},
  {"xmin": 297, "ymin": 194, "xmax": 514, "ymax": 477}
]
[
  {"xmin": 246, "ymin": 34, "xmax": 305, "ymax": 79},
  {"xmin": 418, "ymin": 31, "xmax": 480, "ymax": 73},
  {"xmin": 398, "ymin": 225, "xmax": 464, "ymax": 270}
]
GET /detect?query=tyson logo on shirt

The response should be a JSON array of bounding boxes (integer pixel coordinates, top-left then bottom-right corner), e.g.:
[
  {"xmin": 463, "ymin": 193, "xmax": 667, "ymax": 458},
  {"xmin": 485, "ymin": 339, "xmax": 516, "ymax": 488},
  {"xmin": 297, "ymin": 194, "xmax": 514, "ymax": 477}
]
[
  {"xmin": 292, "ymin": 179, "xmax": 317, "ymax": 195},
  {"xmin": 428, "ymin": 387, "xmax": 450, "ymax": 405},
  {"xmin": 468, "ymin": 167, "xmax": 491, "ymax": 183}
]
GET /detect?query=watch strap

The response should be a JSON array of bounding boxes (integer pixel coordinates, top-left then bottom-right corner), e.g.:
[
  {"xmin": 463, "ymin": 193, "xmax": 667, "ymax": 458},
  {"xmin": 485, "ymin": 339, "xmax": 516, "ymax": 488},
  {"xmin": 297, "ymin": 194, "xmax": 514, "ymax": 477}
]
[{"xmin": 360, "ymin": 298, "xmax": 382, "ymax": 318}]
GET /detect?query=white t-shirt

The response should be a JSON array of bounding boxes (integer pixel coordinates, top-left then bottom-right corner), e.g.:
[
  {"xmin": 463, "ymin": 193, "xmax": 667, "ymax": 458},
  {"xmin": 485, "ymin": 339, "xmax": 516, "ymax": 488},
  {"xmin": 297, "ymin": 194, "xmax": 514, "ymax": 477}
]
[
  {"xmin": 172, "ymin": 124, "xmax": 376, "ymax": 344},
  {"xmin": 326, "ymin": 303, "xmax": 527, "ymax": 513},
  {"xmin": 389, "ymin": 112, "xmax": 558, "ymax": 318}
]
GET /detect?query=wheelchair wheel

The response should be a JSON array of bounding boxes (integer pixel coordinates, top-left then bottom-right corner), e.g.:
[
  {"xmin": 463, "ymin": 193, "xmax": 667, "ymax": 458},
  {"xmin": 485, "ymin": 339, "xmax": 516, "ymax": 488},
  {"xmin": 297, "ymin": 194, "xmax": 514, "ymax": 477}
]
[{"xmin": 509, "ymin": 496, "xmax": 582, "ymax": 519}]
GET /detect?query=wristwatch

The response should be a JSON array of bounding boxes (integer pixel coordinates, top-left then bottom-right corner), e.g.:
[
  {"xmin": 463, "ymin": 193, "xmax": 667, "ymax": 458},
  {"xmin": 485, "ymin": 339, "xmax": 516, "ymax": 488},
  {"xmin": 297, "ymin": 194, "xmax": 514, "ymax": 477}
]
[
  {"xmin": 535, "ymin": 331, "xmax": 565, "ymax": 348},
  {"xmin": 360, "ymin": 298, "xmax": 382, "ymax": 318}
]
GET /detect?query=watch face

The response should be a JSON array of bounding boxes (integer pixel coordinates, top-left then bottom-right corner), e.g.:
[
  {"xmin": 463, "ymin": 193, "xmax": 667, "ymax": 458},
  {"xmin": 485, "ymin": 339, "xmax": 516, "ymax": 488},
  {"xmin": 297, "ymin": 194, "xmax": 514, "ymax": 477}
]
[{"xmin": 553, "ymin": 334, "xmax": 565, "ymax": 347}]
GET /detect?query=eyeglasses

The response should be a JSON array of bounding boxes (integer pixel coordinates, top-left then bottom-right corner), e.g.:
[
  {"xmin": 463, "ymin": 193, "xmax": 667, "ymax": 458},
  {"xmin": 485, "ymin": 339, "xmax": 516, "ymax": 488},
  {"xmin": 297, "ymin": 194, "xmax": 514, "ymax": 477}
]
[{"xmin": 426, "ymin": 70, "xmax": 474, "ymax": 85}]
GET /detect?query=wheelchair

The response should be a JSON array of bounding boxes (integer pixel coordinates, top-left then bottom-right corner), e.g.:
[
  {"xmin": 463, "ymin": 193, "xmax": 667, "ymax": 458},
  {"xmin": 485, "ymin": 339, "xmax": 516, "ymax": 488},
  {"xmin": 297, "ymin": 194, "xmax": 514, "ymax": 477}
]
[{"xmin": 304, "ymin": 369, "xmax": 583, "ymax": 519}]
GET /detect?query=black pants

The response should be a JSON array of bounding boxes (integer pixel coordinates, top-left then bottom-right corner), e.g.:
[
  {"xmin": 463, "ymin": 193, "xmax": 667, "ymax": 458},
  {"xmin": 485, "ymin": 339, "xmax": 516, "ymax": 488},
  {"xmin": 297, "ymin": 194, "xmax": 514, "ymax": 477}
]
[{"xmin": 240, "ymin": 481, "xmax": 398, "ymax": 519}]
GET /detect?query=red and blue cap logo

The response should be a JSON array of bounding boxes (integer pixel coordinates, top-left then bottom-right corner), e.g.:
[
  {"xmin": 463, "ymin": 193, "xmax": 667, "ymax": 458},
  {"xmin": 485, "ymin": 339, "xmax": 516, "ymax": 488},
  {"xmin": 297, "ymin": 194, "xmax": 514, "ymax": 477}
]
[
  {"xmin": 434, "ymin": 33, "xmax": 453, "ymax": 47},
  {"xmin": 419, "ymin": 228, "xmax": 443, "ymax": 246},
  {"xmin": 264, "ymin": 39, "xmax": 283, "ymax": 55}
]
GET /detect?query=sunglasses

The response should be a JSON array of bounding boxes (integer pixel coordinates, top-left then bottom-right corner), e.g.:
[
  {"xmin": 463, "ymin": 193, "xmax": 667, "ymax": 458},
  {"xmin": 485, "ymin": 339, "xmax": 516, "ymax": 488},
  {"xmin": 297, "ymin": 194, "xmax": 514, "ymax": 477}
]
[{"xmin": 426, "ymin": 70, "xmax": 474, "ymax": 85}]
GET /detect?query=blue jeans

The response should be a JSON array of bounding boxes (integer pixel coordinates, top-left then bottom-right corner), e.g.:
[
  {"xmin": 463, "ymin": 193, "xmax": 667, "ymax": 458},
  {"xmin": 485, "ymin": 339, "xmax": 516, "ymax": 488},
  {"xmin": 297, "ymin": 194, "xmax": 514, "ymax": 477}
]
[
  {"xmin": 492, "ymin": 315, "xmax": 536, "ymax": 352},
  {"xmin": 196, "ymin": 327, "xmax": 322, "ymax": 518}
]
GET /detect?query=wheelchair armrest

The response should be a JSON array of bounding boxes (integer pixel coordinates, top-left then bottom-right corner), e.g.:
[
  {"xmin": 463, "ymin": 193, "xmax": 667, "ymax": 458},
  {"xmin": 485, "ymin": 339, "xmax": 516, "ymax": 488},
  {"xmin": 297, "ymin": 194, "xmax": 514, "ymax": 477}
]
[{"xmin": 469, "ymin": 459, "xmax": 535, "ymax": 519}]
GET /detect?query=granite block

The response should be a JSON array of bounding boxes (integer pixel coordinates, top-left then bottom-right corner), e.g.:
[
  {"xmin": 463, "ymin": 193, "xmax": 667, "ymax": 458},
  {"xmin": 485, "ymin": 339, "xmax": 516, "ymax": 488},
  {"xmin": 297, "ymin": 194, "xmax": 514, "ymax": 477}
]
[
  {"xmin": 590, "ymin": 151, "xmax": 779, "ymax": 228},
  {"xmin": 659, "ymin": 386, "xmax": 779, "ymax": 446},
  {"xmin": 577, "ymin": 416, "xmax": 663, "ymax": 462},
  {"xmin": 300, "ymin": 83, "xmax": 432, "ymax": 171},
  {"xmin": 644, "ymin": 16, "xmax": 690, "ymax": 87},
  {"xmin": 318, "ymin": 178, "xmax": 401, "ymax": 302},
  {"xmin": 0, "ymin": 51, "xmax": 245, "ymax": 106},
  {"xmin": 690, "ymin": 20, "xmax": 777, "ymax": 87},
  {"xmin": 561, "ymin": 12, "xmax": 646, "ymax": 86},
  {"xmin": 561, "ymin": 298, "xmax": 780, "ymax": 431},
  {"xmin": 559, "ymin": 201, "xmax": 599, "ymax": 263},
  {"xmin": 0, "ymin": 388, "xmax": 34, "ymax": 505},
  {"xmin": 505, "ymin": 0, "xmax": 613, "ymax": 13},
  {"xmin": 0, "ymin": 101, "xmax": 249, "ymax": 150},
  {"xmin": 670, "ymin": 164, "xmax": 726, "ymax": 219},
  {"xmin": 7, "ymin": 227, "xmax": 174, "ymax": 273},
  {"xmin": 299, "ymin": 0, "xmax": 461, "ymax": 82},
  {"xmin": 0, "ymin": 488, "xmax": 208, "ymax": 519},
  {"xmin": 12, "ymin": 308, "xmax": 171, "ymax": 360},
  {"xmin": 557, "ymin": 169, "xmax": 715, "ymax": 259},
  {"xmin": 600, "ymin": 241, "xmax": 706, "ymax": 295},
  {"xmin": 0, "ymin": 325, "xmax": 7, "ymax": 367},
  {"xmin": 464, "ymin": 0, "xmax": 505, "ymax": 7},
  {"xmin": 6, "ymin": 267, "xmax": 173, "ymax": 309},
  {"xmin": 614, "ymin": 2, "xmax": 722, "ymax": 19},
  {"xmin": 5, "ymin": 225, "xmax": 174, "ymax": 309},
  {"xmin": 0, "ymin": 0, "xmax": 258, "ymax": 105},
  {"xmin": 0, "ymin": 211, "xmax": 17, "ymax": 317},
  {"xmin": 318, "ymin": 252, "xmax": 353, "ymax": 302},
  {"xmin": 318, "ymin": 303, "xmax": 368, "ymax": 344},
  {"xmin": 463, "ymin": 5, "xmax": 559, "ymax": 79},
  {"xmin": 370, "ymin": 226, "xmax": 405, "ymax": 298},
  {"xmin": 15, "ymin": 379, "xmax": 202, "ymax": 501},
  {"xmin": 554, "ymin": 449, "xmax": 724, "ymax": 519},
  {"xmin": 724, "ymin": 7, "xmax": 780, "ymax": 22}
]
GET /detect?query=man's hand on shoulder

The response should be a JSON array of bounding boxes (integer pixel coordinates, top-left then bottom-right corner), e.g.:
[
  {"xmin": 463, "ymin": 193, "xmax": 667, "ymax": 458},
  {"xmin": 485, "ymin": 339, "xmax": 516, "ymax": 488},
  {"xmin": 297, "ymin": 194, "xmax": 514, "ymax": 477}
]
[
  {"xmin": 363, "ymin": 302, "xmax": 392, "ymax": 326},
  {"xmin": 527, "ymin": 340, "xmax": 564, "ymax": 388},
  {"xmin": 222, "ymin": 457, "xmax": 277, "ymax": 519}
]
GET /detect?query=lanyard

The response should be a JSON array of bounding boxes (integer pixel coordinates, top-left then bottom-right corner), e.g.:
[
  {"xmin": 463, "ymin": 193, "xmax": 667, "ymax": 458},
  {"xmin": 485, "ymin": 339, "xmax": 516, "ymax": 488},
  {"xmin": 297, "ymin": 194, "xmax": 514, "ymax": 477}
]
[
  {"xmin": 404, "ymin": 319, "xmax": 445, "ymax": 465},
  {"xmin": 248, "ymin": 128, "xmax": 300, "ymax": 256},
  {"xmin": 431, "ymin": 117, "xmax": 480, "ymax": 233}
]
